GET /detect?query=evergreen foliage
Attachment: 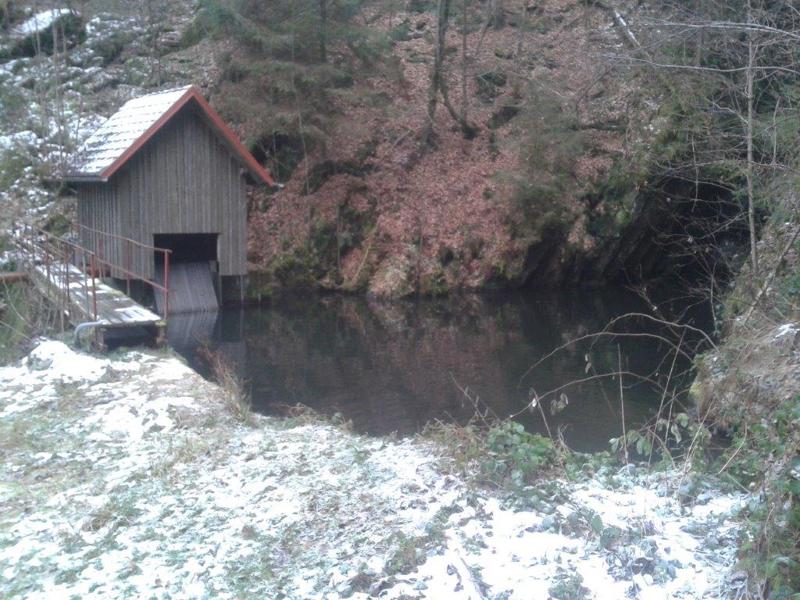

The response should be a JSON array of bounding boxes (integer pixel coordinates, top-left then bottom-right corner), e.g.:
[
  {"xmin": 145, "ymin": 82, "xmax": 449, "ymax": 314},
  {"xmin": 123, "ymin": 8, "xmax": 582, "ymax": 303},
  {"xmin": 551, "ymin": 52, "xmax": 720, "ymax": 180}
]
[{"xmin": 183, "ymin": 0, "xmax": 393, "ymax": 179}]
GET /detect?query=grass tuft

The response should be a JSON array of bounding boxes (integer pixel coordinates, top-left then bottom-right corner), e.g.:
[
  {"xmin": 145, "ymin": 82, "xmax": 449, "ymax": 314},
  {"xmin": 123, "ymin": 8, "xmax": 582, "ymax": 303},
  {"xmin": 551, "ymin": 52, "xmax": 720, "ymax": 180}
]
[{"xmin": 198, "ymin": 346, "xmax": 254, "ymax": 426}]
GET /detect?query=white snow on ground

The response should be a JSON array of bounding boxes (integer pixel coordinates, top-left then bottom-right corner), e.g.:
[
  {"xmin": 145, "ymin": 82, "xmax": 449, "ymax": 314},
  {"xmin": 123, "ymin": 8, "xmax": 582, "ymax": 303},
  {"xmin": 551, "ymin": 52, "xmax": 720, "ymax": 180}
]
[
  {"xmin": 11, "ymin": 9, "xmax": 73, "ymax": 37},
  {"xmin": 0, "ymin": 9, "xmax": 150, "ymax": 220},
  {"xmin": 0, "ymin": 130, "xmax": 39, "ymax": 151},
  {"xmin": 0, "ymin": 341, "xmax": 745, "ymax": 599},
  {"xmin": 773, "ymin": 322, "xmax": 798, "ymax": 340}
]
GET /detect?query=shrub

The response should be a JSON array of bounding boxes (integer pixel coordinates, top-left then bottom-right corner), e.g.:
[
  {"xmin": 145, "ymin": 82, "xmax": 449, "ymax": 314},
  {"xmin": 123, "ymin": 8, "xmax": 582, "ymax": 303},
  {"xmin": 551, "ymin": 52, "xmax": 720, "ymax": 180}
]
[
  {"xmin": 182, "ymin": 0, "xmax": 394, "ymax": 180},
  {"xmin": 426, "ymin": 420, "xmax": 557, "ymax": 489},
  {"xmin": 483, "ymin": 421, "xmax": 556, "ymax": 485},
  {"xmin": 723, "ymin": 394, "xmax": 800, "ymax": 596},
  {"xmin": 0, "ymin": 283, "xmax": 57, "ymax": 364}
]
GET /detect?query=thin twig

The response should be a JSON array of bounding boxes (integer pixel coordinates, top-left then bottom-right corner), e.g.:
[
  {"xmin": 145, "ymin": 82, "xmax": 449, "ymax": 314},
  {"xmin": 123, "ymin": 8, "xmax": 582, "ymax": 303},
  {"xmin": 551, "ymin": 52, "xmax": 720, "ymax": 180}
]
[
  {"xmin": 649, "ymin": 329, "xmax": 686, "ymax": 466},
  {"xmin": 618, "ymin": 344, "xmax": 629, "ymax": 465},
  {"xmin": 717, "ymin": 422, "xmax": 748, "ymax": 476}
]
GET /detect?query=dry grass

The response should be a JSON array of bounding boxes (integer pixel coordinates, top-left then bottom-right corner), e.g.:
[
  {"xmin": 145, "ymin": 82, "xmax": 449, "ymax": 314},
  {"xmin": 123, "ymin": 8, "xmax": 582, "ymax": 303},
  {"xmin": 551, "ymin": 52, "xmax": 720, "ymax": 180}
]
[
  {"xmin": 197, "ymin": 346, "xmax": 254, "ymax": 426},
  {"xmin": 148, "ymin": 433, "xmax": 213, "ymax": 480},
  {"xmin": 272, "ymin": 402, "xmax": 353, "ymax": 432}
]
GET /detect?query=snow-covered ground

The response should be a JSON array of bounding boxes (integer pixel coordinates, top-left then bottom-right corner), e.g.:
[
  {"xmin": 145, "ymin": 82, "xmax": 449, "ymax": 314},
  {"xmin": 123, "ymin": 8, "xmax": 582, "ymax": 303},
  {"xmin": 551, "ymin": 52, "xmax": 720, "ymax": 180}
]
[
  {"xmin": 11, "ymin": 9, "xmax": 74, "ymax": 37},
  {"xmin": 0, "ymin": 340, "xmax": 746, "ymax": 599},
  {"xmin": 0, "ymin": 9, "xmax": 162, "ymax": 222}
]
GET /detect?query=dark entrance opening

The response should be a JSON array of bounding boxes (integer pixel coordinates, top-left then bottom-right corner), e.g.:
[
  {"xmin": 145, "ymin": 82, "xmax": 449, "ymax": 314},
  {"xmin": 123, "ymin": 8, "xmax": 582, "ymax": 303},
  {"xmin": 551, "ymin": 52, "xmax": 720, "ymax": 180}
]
[
  {"xmin": 153, "ymin": 233, "xmax": 220, "ymax": 314},
  {"xmin": 154, "ymin": 233, "xmax": 218, "ymax": 265}
]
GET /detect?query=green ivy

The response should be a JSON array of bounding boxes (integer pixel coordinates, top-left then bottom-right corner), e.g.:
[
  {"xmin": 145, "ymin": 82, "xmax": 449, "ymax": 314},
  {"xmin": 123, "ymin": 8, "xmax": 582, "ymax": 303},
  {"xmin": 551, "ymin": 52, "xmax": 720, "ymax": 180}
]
[
  {"xmin": 721, "ymin": 395, "xmax": 800, "ymax": 596},
  {"xmin": 482, "ymin": 422, "xmax": 556, "ymax": 486}
]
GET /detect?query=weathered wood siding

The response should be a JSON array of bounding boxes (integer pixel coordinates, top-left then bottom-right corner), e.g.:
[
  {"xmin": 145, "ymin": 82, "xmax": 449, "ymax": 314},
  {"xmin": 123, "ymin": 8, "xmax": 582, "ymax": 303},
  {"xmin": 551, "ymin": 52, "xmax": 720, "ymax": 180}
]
[{"xmin": 76, "ymin": 105, "xmax": 248, "ymax": 279}]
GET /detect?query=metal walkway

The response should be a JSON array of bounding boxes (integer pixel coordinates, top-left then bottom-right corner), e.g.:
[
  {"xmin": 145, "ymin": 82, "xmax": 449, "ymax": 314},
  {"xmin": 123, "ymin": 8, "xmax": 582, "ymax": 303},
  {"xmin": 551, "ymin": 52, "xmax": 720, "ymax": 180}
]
[{"xmin": 18, "ymin": 227, "xmax": 169, "ymax": 350}]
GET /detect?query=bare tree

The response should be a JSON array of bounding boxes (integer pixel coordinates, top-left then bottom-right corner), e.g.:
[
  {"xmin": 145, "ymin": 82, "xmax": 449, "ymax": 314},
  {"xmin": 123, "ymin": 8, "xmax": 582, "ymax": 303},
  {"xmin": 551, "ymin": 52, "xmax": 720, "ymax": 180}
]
[
  {"xmin": 619, "ymin": 0, "xmax": 800, "ymax": 279},
  {"xmin": 319, "ymin": 0, "xmax": 327, "ymax": 63},
  {"xmin": 744, "ymin": 0, "xmax": 759, "ymax": 274},
  {"xmin": 423, "ymin": 0, "xmax": 450, "ymax": 145},
  {"xmin": 423, "ymin": 0, "xmax": 478, "ymax": 145}
]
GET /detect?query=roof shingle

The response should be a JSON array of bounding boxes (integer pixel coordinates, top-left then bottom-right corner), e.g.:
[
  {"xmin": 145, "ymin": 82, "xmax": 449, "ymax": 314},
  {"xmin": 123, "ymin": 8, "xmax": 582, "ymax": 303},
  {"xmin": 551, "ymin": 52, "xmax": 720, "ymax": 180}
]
[{"xmin": 66, "ymin": 85, "xmax": 274, "ymax": 186}]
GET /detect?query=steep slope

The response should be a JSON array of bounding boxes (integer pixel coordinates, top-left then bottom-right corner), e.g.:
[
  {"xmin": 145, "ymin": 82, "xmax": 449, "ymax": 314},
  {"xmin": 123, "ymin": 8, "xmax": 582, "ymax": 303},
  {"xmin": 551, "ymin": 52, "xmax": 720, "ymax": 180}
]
[
  {"xmin": 213, "ymin": 0, "xmax": 666, "ymax": 297},
  {"xmin": 0, "ymin": 1, "xmax": 742, "ymax": 299}
]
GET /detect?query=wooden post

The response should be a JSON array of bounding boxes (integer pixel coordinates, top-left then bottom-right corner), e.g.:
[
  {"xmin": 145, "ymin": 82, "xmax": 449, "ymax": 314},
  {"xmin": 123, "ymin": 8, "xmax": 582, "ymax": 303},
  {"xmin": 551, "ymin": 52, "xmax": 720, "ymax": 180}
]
[
  {"xmin": 82, "ymin": 249, "xmax": 91, "ymax": 318},
  {"xmin": 99, "ymin": 238, "xmax": 105, "ymax": 277},
  {"xmin": 90, "ymin": 254, "xmax": 98, "ymax": 320},
  {"xmin": 163, "ymin": 250, "xmax": 170, "ymax": 318},
  {"xmin": 64, "ymin": 246, "xmax": 70, "ymax": 315},
  {"xmin": 125, "ymin": 239, "xmax": 131, "ymax": 296}
]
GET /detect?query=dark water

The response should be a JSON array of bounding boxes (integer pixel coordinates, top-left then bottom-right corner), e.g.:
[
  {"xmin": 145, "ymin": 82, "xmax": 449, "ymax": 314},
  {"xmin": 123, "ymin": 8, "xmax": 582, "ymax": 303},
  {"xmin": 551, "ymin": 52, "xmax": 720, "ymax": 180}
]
[{"xmin": 169, "ymin": 289, "xmax": 711, "ymax": 452}]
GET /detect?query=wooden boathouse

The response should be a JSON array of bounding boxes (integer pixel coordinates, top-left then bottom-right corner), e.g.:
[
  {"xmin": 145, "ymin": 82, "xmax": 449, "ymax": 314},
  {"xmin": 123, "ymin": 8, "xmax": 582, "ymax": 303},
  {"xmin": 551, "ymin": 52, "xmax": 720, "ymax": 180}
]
[{"xmin": 64, "ymin": 85, "xmax": 275, "ymax": 313}]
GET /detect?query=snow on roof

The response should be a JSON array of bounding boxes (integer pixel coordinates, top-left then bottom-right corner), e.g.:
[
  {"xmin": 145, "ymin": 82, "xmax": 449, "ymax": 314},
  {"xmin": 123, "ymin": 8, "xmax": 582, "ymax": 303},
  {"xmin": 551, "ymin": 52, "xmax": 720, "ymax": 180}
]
[
  {"xmin": 12, "ymin": 9, "xmax": 73, "ymax": 37},
  {"xmin": 65, "ymin": 85, "xmax": 275, "ymax": 185},
  {"xmin": 68, "ymin": 86, "xmax": 191, "ymax": 179}
]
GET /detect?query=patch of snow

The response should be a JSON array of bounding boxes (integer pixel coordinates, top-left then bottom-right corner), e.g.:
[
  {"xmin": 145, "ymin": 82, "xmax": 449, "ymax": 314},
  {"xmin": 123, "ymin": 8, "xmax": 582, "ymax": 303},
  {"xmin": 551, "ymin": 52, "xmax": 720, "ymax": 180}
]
[
  {"xmin": 12, "ymin": 9, "xmax": 73, "ymax": 37},
  {"xmin": 774, "ymin": 323, "xmax": 798, "ymax": 340},
  {"xmin": 0, "ymin": 130, "xmax": 39, "ymax": 150},
  {"xmin": 68, "ymin": 86, "xmax": 193, "ymax": 177},
  {"xmin": 26, "ymin": 339, "xmax": 109, "ymax": 381}
]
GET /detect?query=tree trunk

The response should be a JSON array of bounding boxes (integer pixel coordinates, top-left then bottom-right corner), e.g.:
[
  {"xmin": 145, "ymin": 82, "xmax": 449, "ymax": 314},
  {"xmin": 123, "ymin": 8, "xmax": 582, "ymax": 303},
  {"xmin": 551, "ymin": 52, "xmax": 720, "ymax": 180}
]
[
  {"xmin": 440, "ymin": 75, "xmax": 478, "ymax": 138},
  {"xmin": 693, "ymin": 0, "xmax": 703, "ymax": 66},
  {"xmin": 0, "ymin": 1, "xmax": 11, "ymax": 30},
  {"xmin": 745, "ymin": 0, "xmax": 758, "ymax": 275},
  {"xmin": 146, "ymin": 0, "xmax": 163, "ymax": 87},
  {"xmin": 490, "ymin": 0, "xmax": 504, "ymax": 28},
  {"xmin": 461, "ymin": 0, "xmax": 468, "ymax": 128},
  {"xmin": 319, "ymin": 0, "xmax": 328, "ymax": 63},
  {"xmin": 423, "ymin": 0, "xmax": 484, "ymax": 142},
  {"xmin": 423, "ymin": 0, "xmax": 450, "ymax": 145}
]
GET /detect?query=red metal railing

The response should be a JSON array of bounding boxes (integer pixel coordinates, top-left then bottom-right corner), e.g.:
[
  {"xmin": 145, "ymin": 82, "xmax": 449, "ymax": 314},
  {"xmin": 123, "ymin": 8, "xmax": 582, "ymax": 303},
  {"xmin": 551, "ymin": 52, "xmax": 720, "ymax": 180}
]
[
  {"xmin": 18, "ymin": 225, "xmax": 100, "ymax": 321},
  {"xmin": 75, "ymin": 224, "xmax": 172, "ymax": 316},
  {"xmin": 18, "ymin": 224, "xmax": 172, "ymax": 319}
]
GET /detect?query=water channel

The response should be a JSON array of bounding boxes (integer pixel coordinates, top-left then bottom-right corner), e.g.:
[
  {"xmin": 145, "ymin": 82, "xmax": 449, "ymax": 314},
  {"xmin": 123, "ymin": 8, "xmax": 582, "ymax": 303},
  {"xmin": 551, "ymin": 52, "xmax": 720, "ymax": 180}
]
[{"xmin": 168, "ymin": 288, "xmax": 712, "ymax": 452}]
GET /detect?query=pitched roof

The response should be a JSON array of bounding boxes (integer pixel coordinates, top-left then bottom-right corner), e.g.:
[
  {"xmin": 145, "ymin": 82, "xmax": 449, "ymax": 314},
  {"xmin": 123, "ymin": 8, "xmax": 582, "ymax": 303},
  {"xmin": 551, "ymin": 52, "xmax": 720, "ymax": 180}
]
[{"xmin": 65, "ymin": 85, "xmax": 275, "ymax": 186}]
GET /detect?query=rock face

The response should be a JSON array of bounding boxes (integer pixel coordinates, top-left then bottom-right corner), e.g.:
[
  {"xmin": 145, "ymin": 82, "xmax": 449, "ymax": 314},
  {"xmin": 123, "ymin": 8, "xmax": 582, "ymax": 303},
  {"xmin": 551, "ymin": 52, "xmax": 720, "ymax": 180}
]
[
  {"xmin": 236, "ymin": 1, "xmax": 740, "ymax": 297},
  {"xmin": 692, "ymin": 220, "xmax": 800, "ymax": 429},
  {"xmin": 5, "ymin": 9, "xmax": 85, "ymax": 58},
  {"xmin": 368, "ymin": 248, "xmax": 417, "ymax": 299}
]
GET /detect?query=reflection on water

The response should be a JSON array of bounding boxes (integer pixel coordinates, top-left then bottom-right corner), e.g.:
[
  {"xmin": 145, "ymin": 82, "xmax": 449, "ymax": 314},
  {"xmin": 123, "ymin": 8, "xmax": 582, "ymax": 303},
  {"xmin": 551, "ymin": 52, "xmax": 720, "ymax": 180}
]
[{"xmin": 169, "ymin": 289, "xmax": 711, "ymax": 451}]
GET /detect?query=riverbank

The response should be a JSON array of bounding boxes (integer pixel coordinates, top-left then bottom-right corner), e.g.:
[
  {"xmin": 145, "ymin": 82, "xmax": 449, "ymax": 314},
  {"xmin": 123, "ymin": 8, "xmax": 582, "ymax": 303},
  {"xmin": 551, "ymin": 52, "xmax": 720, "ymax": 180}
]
[{"xmin": 1, "ymin": 340, "xmax": 746, "ymax": 599}]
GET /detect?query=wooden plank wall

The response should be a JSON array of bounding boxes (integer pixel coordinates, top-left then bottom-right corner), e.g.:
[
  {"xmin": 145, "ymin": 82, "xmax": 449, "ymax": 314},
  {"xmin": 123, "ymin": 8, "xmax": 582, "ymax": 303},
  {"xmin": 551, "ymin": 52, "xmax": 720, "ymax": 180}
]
[
  {"xmin": 76, "ymin": 104, "xmax": 248, "ymax": 280},
  {"xmin": 77, "ymin": 182, "xmax": 125, "ymax": 278}
]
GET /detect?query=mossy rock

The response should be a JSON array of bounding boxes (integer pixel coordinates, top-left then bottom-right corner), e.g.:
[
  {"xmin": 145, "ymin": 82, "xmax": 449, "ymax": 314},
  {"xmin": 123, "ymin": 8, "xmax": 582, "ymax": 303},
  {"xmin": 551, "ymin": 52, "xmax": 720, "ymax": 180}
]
[
  {"xmin": 11, "ymin": 12, "xmax": 85, "ymax": 58},
  {"xmin": 368, "ymin": 250, "xmax": 416, "ymax": 299},
  {"xmin": 389, "ymin": 20, "xmax": 412, "ymax": 42},
  {"xmin": 420, "ymin": 268, "xmax": 448, "ymax": 296},
  {"xmin": 267, "ymin": 250, "xmax": 317, "ymax": 290},
  {"xmin": 476, "ymin": 70, "xmax": 507, "ymax": 102},
  {"xmin": 88, "ymin": 29, "xmax": 134, "ymax": 66},
  {"xmin": 488, "ymin": 105, "xmax": 520, "ymax": 129}
]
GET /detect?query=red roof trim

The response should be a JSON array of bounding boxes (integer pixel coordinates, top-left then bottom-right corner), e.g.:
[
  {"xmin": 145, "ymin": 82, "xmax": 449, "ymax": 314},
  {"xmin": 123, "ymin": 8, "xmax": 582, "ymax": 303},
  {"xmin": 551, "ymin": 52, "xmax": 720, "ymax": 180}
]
[{"xmin": 99, "ymin": 85, "xmax": 276, "ymax": 186}]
